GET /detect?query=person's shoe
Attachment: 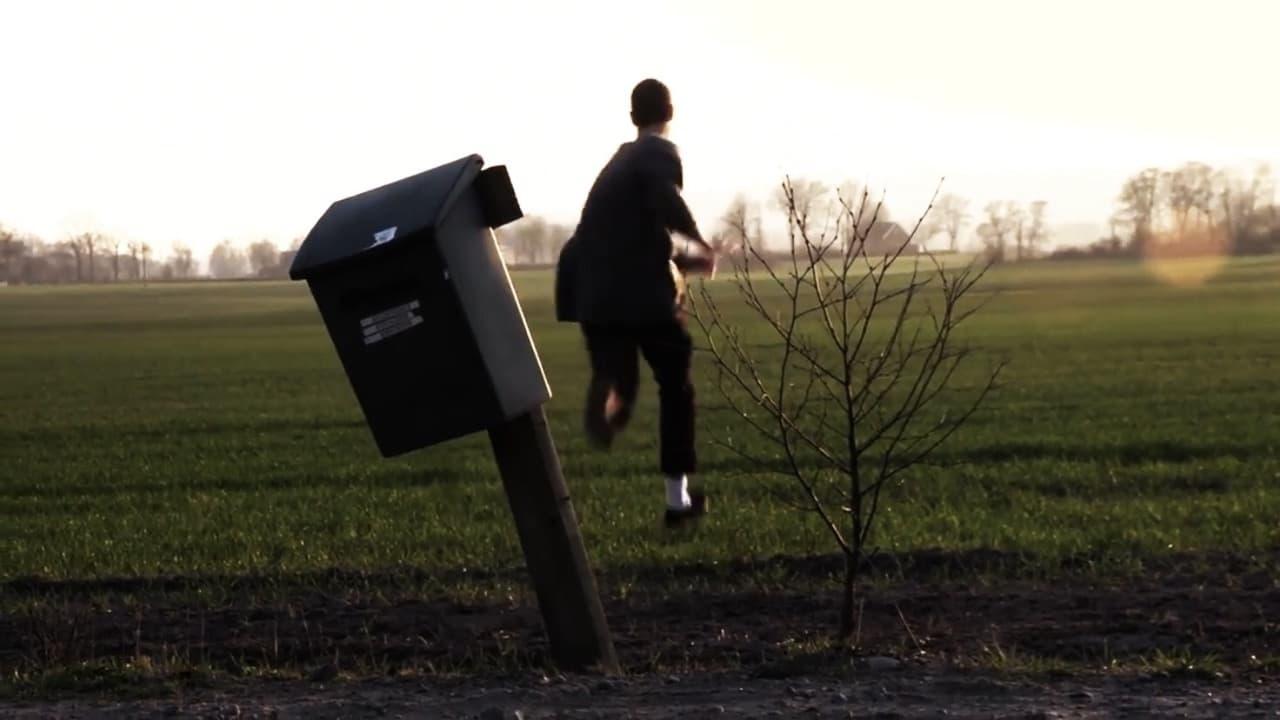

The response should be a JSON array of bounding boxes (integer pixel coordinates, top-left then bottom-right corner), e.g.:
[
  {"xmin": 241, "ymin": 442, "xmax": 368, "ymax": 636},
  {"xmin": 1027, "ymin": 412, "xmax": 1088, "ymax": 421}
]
[
  {"xmin": 584, "ymin": 419, "xmax": 613, "ymax": 450},
  {"xmin": 584, "ymin": 382, "xmax": 618, "ymax": 450},
  {"xmin": 583, "ymin": 404, "xmax": 614, "ymax": 450},
  {"xmin": 664, "ymin": 492, "xmax": 708, "ymax": 529}
]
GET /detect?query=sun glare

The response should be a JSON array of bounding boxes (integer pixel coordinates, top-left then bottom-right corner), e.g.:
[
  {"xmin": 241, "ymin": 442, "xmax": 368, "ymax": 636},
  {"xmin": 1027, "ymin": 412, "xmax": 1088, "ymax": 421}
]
[{"xmin": 1141, "ymin": 224, "xmax": 1233, "ymax": 287}]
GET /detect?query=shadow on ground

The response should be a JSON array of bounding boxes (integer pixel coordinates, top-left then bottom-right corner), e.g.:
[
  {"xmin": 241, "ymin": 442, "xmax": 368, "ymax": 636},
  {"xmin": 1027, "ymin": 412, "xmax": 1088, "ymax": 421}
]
[{"xmin": 2, "ymin": 547, "xmax": 1277, "ymax": 691}]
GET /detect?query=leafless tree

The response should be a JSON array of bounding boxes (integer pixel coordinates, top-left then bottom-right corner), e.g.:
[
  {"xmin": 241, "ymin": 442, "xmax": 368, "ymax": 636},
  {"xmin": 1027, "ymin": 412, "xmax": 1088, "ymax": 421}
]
[
  {"xmin": 127, "ymin": 241, "xmax": 144, "ymax": 281},
  {"xmin": 500, "ymin": 216, "xmax": 551, "ymax": 266},
  {"xmin": 545, "ymin": 222, "xmax": 574, "ymax": 262},
  {"xmin": 108, "ymin": 236, "xmax": 122, "ymax": 282},
  {"xmin": 690, "ymin": 178, "xmax": 1002, "ymax": 638},
  {"xmin": 1252, "ymin": 164, "xmax": 1278, "ymax": 241},
  {"xmin": 774, "ymin": 178, "xmax": 831, "ymax": 235},
  {"xmin": 713, "ymin": 194, "xmax": 760, "ymax": 261},
  {"xmin": 977, "ymin": 202, "xmax": 1019, "ymax": 263},
  {"xmin": 1012, "ymin": 213, "xmax": 1024, "ymax": 262},
  {"xmin": 66, "ymin": 234, "xmax": 92, "ymax": 282},
  {"xmin": 1105, "ymin": 161, "xmax": 1280, "ymax": 258},
  {"xmin": 933, "ymin": 194, "xmax": 970, "ymax": 253},
  {"xmin": 208, "ymin": 240, "xmax": 249, "ymax": 279},
  {"xmin": 140, "ymin": 243, "xmax": 153, "ymax": 283},
  {"xmin": 170, "ymin": 243, "xmax": 195, "ymax": 278},
  {"xmin": 86, "ymin": 233, "xmax": 99, "ymax": 282},
  {"xmin": 1165, "ymin": 162, "xmax": 1214, "ymax": 241},
  {"xmin": 915, "ymin": 216, "xmax": 946, "ymax": 252},
  {"xmin": 1215, "ymin": 164, "xmax": 1275, "ymax": 243},
  {"xmin": 1254, "ymin": 163, "xmax": 1276, "ymax": 208},
  {"xmin": 1117, "ymin": 168, "xmax": 1162, "ymax": 254},
  {"xmin": 0, "ymin": 225, "xmax": 17, "ymax": 283},
  {"xmin": 247, "ymin": 239, "xmax": 279, "ymax": 277},
  {"xmin": 1025, "ymin": 201, "xmax": 1049, "ymax": 257},
  {"xmin": 834, "ymin": 181, "xmax": 877, "ymax": 240},
  {"xmin": 7, "ymin": 235, "xmax": 35, "ymax": 283},
  {"xmin": 1106, "ymin": 211, "xmax": 1128, "ymax": 243},
  {"xmin": 67, "ymin": 232, "xmax": 101, "ymax": 283},
  {"xmin": 831, "ymin": 181, "xmax": 903, "ymax": 257}
]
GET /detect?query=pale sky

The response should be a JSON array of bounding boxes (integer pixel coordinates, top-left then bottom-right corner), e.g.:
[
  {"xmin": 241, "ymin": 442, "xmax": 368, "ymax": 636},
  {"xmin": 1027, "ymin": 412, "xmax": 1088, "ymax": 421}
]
[{"xmin": 1, "ymin": 0, "xmax": 1277, "ymax": 261}]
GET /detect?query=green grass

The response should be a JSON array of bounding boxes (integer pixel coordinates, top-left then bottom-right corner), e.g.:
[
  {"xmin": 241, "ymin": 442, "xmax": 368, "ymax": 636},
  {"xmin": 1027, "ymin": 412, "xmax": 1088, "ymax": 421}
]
[{"xmin": 2, "ymin": 257, "xmax": 1279, "ymax": 585}]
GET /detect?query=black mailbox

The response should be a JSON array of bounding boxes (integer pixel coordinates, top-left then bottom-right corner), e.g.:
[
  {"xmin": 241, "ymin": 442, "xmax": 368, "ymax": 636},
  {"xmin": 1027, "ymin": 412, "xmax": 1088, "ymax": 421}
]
[{"xmin": 290, "ymin": 155, "xmax": 550, "ymax": 457}]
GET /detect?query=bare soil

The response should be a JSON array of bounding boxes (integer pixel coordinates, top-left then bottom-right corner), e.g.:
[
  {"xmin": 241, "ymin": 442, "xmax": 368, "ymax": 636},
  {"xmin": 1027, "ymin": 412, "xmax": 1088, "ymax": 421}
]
[
  {"xmin": 2, "ymin": 550, "xmax": 1277, "ymax": 718},
  {"xmin": 4, "ymin": 670, "xmax": 1280, "ymax": 719}
]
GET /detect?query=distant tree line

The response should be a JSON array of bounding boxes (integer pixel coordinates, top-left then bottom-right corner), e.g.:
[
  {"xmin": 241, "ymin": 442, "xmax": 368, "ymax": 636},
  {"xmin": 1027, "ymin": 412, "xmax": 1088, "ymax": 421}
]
[
  {"xmin": 0, "ymin": 230, "xmax": 301, "ymax": 285},
  {"xmin": 0, "ymin": 218, "xmax": 580, "ymax": 283},
  {"xmin": 3, "ymin": 163, "xmax": 1276, "ymax": 284},
  {"xmin": 0, "ymin": 229, "xmax": 176, "ymax": 285},
  {"xmin": 493, "ymin": 216, "xmax": 575, "ymax": 267},
  {"xmin": 205, "ymin": 238, "xmax": 298, "ymax": 280},
  {"xmin": 1051, "ymin": 162, "xmax": 1278, "ymax": 260},
  {"xmin": 701, "ymin": 182, "xmax": 1047, "ymax": 266},
  {"xmin": 967, "ymin": 200, "xmax": 1050, "ymax": 263}
]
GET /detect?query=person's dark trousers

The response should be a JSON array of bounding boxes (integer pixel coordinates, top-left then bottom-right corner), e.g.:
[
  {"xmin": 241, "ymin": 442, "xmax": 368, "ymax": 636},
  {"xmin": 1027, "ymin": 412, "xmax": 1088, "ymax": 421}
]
[{"xmin": 581, "ymin": 313, "xmax": 696, "ymax": 476}]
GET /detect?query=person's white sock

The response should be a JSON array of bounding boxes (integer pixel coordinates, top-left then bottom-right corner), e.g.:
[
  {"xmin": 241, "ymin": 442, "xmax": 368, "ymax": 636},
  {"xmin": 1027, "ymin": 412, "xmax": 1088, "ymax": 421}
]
[{"xmin": 666, "ymin": 474, "xmax": 691, "ymax": 510}]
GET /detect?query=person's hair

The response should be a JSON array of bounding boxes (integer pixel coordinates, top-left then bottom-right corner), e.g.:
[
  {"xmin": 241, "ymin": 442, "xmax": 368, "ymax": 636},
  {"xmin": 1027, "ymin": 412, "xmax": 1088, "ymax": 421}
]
[{"xmin": 630, "ymin": 79, "xmax": 673, "ymax": 128}]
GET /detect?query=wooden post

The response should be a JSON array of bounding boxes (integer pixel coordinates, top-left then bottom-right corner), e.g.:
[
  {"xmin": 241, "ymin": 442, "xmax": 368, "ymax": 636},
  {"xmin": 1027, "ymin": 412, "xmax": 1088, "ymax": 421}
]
[{"xmin": 488, "ymin": 405, "xmax": 619, "ymax": 673}]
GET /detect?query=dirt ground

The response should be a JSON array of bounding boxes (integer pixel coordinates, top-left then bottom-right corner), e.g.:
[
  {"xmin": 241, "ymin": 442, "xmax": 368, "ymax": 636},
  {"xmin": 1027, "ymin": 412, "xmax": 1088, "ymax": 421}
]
[
  {"xmin": 2, "ymin": 550, "xmax": 1277, "ymax": 718},
  {"xmin": 4, "ymin": 669, "xmax": 1280, "ymax": 719}
]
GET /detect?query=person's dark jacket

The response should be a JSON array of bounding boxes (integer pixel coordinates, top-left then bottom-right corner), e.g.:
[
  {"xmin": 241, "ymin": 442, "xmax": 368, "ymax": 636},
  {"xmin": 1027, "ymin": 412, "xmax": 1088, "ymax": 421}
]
[{"xmin": 555, "ymin": 134, "xmax": 702, "ymax": 326}]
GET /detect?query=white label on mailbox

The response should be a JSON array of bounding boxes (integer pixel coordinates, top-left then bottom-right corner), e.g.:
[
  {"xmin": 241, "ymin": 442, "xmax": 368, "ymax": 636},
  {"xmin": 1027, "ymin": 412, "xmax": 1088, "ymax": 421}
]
[
  {"xmin": 360, "ymin": 299, "xmax": 423, "ymax": 345},
  {"xmin": 371, "ymin": 226, "xmax": 398, "ymax": 247}
]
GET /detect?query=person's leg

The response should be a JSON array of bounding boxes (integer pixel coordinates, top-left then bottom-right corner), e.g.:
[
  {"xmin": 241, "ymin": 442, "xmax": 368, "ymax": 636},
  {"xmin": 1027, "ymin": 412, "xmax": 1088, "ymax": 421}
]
[
  {"xmin": 582, "ymin": 325, "xmax": 639, "ymax": 449},
  {"xmin": 605, "ymin": 334, "xmax": 641, "ymax": 434},
  {"xmin": 639, "ymin": 315, "xmax": 696, "ymax": 475},
  {"xmin": 638, "ymin": 313, "xmax": 701, "ymax": 520}
]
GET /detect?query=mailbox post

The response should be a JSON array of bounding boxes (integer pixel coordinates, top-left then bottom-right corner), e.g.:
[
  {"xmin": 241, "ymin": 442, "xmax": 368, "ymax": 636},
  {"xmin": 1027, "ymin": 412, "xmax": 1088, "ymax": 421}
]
[{"xmin": 289, "ymin": 155, "xmax": 618, "ymax": 673}]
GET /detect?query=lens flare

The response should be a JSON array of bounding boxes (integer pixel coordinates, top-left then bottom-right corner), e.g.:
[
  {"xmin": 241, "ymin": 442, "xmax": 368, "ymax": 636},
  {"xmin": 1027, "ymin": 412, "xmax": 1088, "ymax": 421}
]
[{"xmin": 1141, "ymin": 223, "xmax": 1231, "ymax": 287}]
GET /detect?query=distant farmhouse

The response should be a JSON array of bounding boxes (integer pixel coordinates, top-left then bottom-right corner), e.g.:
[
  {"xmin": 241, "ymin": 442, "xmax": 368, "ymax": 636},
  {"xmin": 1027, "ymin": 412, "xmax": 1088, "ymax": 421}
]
[{"xmin": 861, "ymin": 221, "xmax": 921, "ymax": 256}]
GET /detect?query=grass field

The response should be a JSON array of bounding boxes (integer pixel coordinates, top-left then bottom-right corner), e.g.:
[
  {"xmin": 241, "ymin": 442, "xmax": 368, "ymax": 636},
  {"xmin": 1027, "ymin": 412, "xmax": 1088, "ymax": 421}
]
[
  {"xmin": 2, "ymin": 256, "xmax": 1280, "ymax": 692},
  {"xmin": 2, "ymin": 257, "xmax": 1280, "ymax": 586}
]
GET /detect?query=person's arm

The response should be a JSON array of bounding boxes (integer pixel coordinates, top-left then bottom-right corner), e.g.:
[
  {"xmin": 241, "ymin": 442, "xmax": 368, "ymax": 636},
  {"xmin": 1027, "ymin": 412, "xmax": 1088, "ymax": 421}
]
[{"xmin": 640, "ymin": 142, "xmax": 710, "ymax": 250}]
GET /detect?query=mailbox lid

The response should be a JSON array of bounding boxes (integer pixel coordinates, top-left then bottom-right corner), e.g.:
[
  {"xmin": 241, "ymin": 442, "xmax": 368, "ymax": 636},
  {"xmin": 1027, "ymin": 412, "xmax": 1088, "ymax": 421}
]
[{"xmin": 289, "ymin": 154, "xmax": 484, "ymax": 280}]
